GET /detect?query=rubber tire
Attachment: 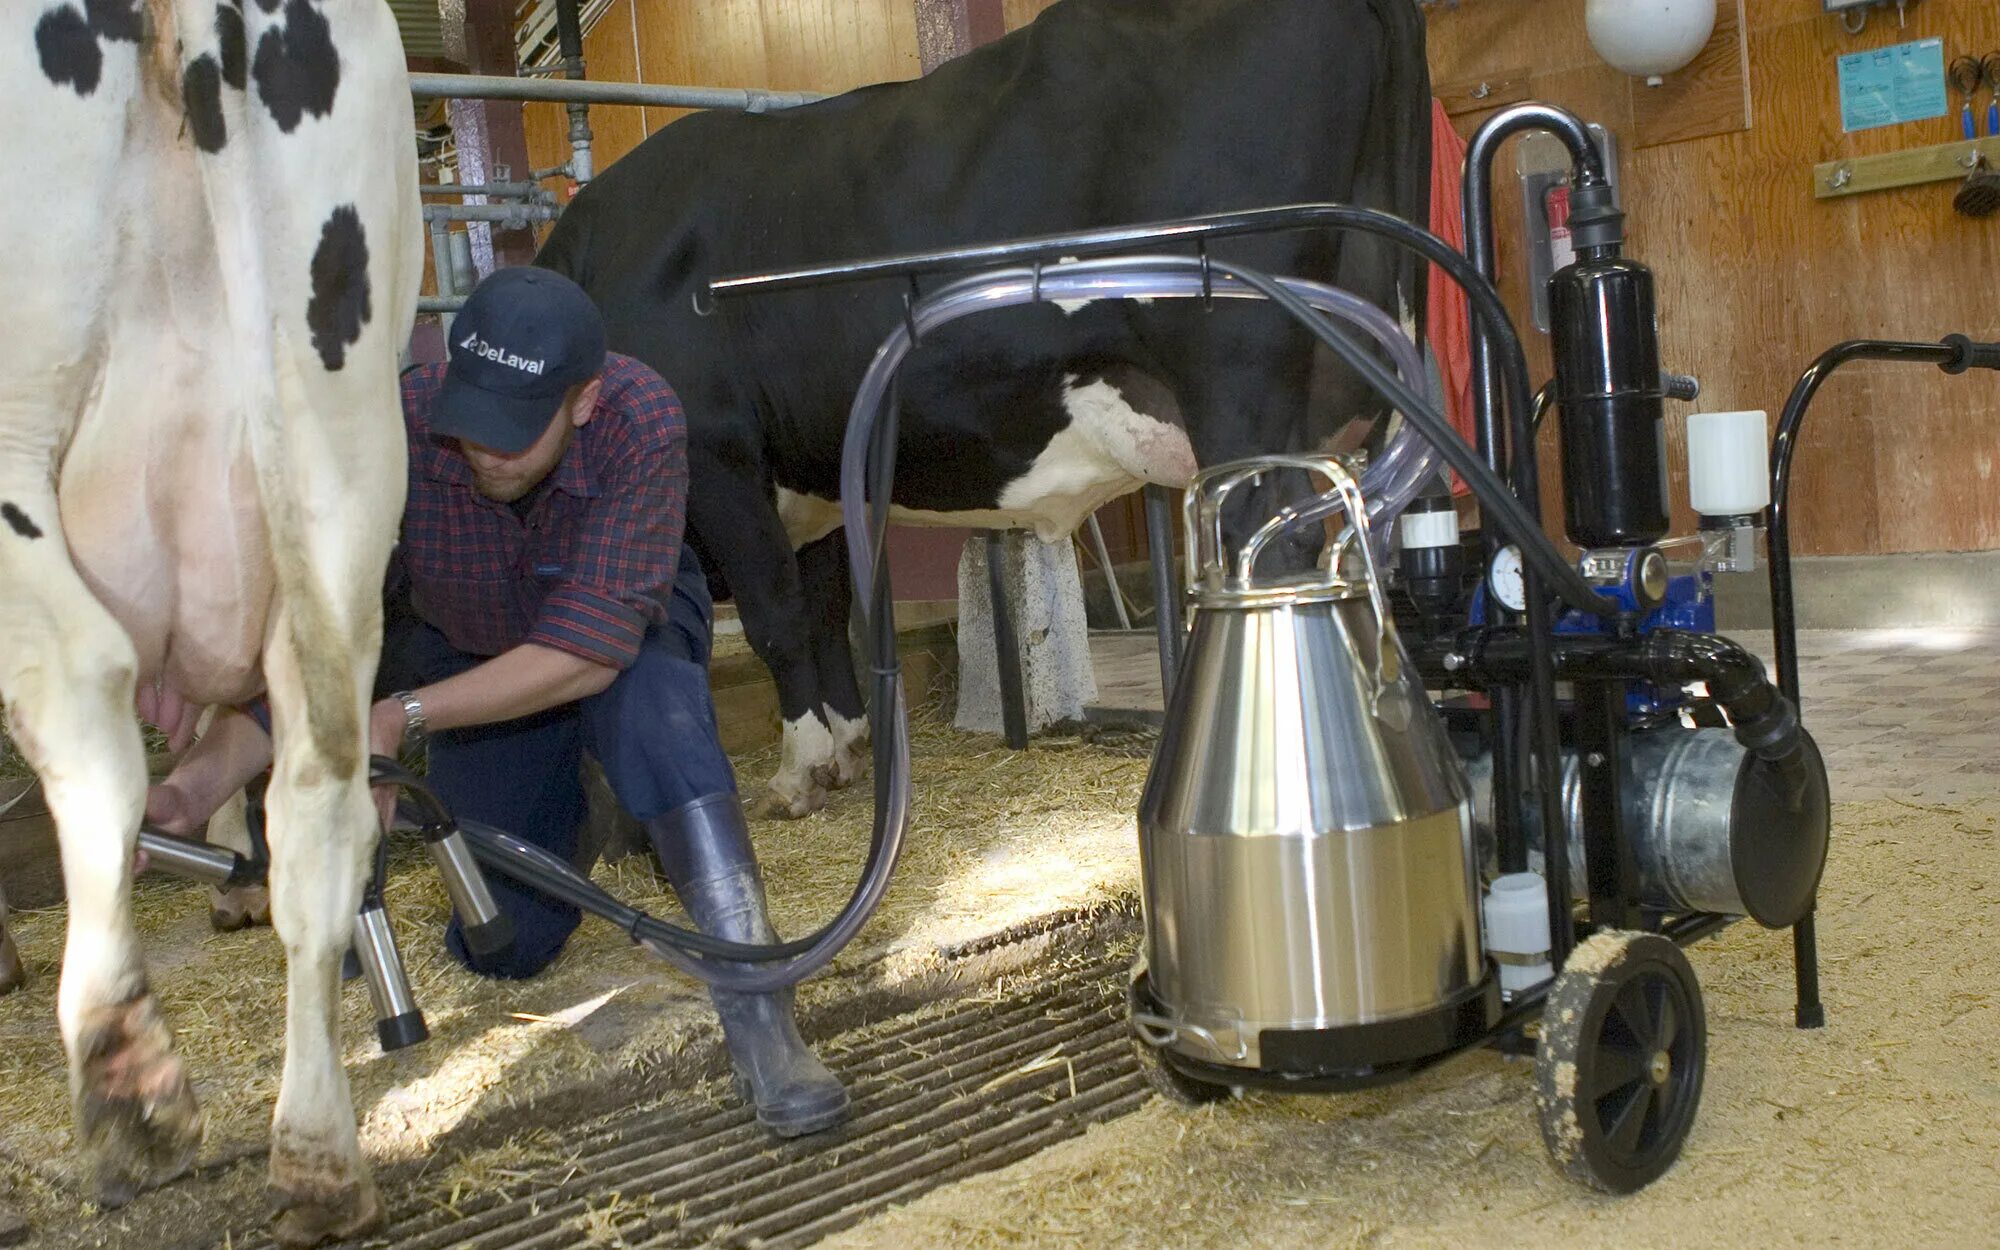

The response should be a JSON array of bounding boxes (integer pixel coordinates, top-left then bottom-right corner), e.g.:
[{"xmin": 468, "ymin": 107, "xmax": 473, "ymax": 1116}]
[
  {"xmin": 1132, "ymin": 1038, "xmax": 1232, "ymax": 1107},
  {"xmin": 1535, "ymin": 930, "xmax": 1706, "ymax": 1193}
]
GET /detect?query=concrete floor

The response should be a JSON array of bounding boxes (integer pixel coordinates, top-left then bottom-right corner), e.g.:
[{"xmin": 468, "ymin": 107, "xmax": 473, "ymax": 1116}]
[
  {"xmin": 1083, "ymin": 624, "xmax": 2000, "ymax": 802},
  {"xmin": 1782, "ymin": 626, "xmax": 2000, "ymax": 802}
]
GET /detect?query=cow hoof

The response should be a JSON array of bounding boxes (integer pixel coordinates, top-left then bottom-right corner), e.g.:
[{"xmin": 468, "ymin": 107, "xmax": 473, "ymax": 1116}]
[
  {"xmin": 829, "ymin": 737, "xmax": 871, "ymax": 791},
  {"xmin": 0, "ymin": 929, "xmax": 23, "ymax": 996},
  {"xmin": 270, "ymin": 1172, "xmax": 382, "ymax": 1248},
  {"xmin": 208, "ymin": 884, "xmax": 271, "ymax": 932},
  {"xmin": 758, "ymin": 782, "xmax": 828, "ymax": 821},
  {"xmin": 74, "ymin": 993, "xmax": 202, "ymax": 1208}
]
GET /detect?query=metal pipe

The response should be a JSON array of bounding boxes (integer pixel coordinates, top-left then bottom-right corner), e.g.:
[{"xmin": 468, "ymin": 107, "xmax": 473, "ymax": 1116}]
[
  {"xmin": 1145, "ymin": 485, "xmax": 1183, "ymax": 702},
  {"xmin": 1766, "ymin": 335, "xmax": 1995, "ymax": 1032},
  {"xmin": 1084, "ymin": 514, "xmax": 1133, "ymax": 631},
  {"xmin": 422, "ymin": 203, "xmax": 562, "ymax": 225},
  {"xmin": 420, "ymin": 181, "xmax": 550, "ymax": 200},
  {"xmin": 1462, "ymin": 103, "xmax": 1607, "ymax": 491},
  {"xmin": 1461, "ymin": 104, "xmax": 1609, "ymax": 973},
  {"xmin": 1769, "ymin": 339, "xmax": 1956, "ymax": 707},
  {"xmin": 428, "ymin": 213, "xmax": 458, "ymax": 336},
  {"xmin": 407, "ymin": 72, "xmax": 825, "ymax": 113},
  {"xmin": 424, "ymin": 826, "xmax": 513, "ymax": 957},
  {"xmin": 555, "ymin": 0, "xmax": 595, "ymax": 184}
]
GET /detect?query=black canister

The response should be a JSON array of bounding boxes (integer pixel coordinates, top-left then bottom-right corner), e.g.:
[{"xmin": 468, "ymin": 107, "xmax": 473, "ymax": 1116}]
[{"xmin": 1549, "ymin": 254, "xmax": 1669, "ymax": 548}]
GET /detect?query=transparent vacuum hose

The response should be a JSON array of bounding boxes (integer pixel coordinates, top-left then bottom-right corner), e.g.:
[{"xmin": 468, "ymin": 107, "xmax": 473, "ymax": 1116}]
[{"xmin": 838, "ymin": 255, "xmax": 1444, "ymax": 591}]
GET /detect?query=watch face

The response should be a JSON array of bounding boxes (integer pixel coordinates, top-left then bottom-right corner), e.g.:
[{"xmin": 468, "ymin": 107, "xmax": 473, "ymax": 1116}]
[{"xmin": 1490, "ymin": 545, "xmax": 1528, "ymax": 612}]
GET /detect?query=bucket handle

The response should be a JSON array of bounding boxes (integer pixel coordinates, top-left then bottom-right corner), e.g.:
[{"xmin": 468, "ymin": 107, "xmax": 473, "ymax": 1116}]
[
  {"xmin": 1130, "ymin": 1011, "xmax": 1250, "ymax": 1062},
  {"xmin": 1183, "ymin": 454, "xmax": 1403, "ymax": 714}
]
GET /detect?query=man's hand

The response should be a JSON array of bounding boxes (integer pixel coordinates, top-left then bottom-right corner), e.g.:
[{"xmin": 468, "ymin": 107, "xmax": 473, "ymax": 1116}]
[
  {"xmin": 144, "ymin": 778, "xmax": 204, "ymax": 838},
  {"xmin": 368, "ymin": 697, "xmax": 408, "ymax": 833},
  {"xmin": 141, "ymin": 707, "xmax": 274, "ymax": 840}
]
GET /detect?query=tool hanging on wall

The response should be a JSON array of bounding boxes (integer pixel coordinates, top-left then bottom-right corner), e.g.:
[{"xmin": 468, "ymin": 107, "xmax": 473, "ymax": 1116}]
[
  {"xmin": 1950, "ymin": 56, "xmax": 1983, "ymax": 140},
  {"xmin": 1948, "ymin": 54, "xmax": 2000, "ymax": 217},
  {"xmin": 1985, "ymin": 53, "xmax": 2000, "ymax": 137}
]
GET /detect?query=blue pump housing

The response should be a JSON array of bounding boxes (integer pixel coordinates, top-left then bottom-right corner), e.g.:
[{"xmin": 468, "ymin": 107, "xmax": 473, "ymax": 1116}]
[{"xmin": 1467, "ymin": 565, "xmax": 1716, "ymax": 719}]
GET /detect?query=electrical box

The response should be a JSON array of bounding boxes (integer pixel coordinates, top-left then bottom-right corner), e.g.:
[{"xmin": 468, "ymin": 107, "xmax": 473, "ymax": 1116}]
[{"xmin": 1515, "ymin": 124, "xmax": 1620, "ymax": 334}]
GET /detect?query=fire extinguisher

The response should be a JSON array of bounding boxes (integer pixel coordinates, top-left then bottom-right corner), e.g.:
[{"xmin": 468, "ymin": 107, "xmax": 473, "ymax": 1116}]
[{"xmin": 1546, "ymin": 182, "xmax": 1575, "ymax": 275}]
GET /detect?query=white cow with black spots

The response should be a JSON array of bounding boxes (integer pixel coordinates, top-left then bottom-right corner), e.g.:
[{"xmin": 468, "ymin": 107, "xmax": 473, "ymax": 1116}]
[{"xmin": 1, "ymin": 0, "xmax": 418, "ymax": 1243}]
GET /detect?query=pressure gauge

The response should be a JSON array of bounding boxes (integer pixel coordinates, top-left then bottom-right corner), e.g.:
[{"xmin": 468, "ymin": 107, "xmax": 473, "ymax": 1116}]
[{"xmin": 1489, "ymin": 545, "xmax": 1528, "ymax": 612}]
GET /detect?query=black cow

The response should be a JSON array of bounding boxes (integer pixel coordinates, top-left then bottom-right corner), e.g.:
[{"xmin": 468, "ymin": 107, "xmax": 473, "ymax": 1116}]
[{"xmin": 536, "ymin": 0, "xmax": 1431, "ymax": 816}]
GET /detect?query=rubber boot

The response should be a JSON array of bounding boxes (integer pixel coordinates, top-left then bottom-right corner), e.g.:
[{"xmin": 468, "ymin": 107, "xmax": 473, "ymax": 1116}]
[{"xmin": 646, "ymin": 792, "xmax": 849, "ymax": 1137}]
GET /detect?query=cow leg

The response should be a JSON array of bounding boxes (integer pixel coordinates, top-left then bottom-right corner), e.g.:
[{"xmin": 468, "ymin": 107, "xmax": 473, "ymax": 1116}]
[
  {"xmin": 798, "ymin": 533, "xmax": 868, "ymax": 790},
  {"xmin": 248, "ymin": 336, "xmax": 404, "ymax": 1244},
  {"xmin": 689, "ymin": 465, "xmax": 831, "ymax": 819},
  {"xmin": 0, "ymin": 475, "xmax": 201, "ymax": 1207},
  {"xmin": 0, "ymin": 885, "xmax": 20, "ymax": 996},
  {"xmin": 257, "ymin": 598, "xmax": 382, "ymax": 1246}
]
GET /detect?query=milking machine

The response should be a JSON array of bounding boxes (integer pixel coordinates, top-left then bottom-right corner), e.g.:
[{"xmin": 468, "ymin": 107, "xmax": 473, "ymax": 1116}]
[
  {"xmin": 124, "ymin": 95, "xmax": 2000, "ymax": 1194},
  {"xmin": 704, "ymin": 99, "xmax": 1996, "ymax": 1190}
]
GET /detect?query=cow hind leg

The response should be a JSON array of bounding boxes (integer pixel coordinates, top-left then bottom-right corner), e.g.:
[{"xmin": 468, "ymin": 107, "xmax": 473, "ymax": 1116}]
[
  {"xmin": 798, "ymin": 533, "xmax": 868, "ymax": 790},
  {"xmin": 258, "ymin": 594, "xmax": 383, "ymax": 1246},
  {"xmin": 0, "ymin": 886, "xmax": 21, "ymax": 996},
  {"xmin": 0, "ymin": 476, "xmax": 201, "ymax": 1206},
  {"xmin": 249, "ymin": 359, "xmax": 395, "ymax": 1246}
]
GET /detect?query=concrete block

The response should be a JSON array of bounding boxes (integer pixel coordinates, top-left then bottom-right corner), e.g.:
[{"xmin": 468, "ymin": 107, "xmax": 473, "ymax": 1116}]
[{"xmin": 955, "ymin": 532, "xmax": 1098, "ymax": 735}]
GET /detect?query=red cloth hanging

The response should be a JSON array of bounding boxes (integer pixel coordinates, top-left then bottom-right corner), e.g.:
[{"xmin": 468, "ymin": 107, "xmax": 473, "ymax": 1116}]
[{"xmin": 1426, "ymin": 97, "xmax": 1476, "ymax": 494}]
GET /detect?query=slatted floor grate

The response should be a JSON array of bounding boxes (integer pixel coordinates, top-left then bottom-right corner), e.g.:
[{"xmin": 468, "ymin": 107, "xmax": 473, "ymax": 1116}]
[{"xmin": 238, "ymin": 943, "xmax": 1145, "ymax": 1250}]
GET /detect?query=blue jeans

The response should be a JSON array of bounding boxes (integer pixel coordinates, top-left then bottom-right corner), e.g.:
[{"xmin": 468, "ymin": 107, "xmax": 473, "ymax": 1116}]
[{"xmin": 382, "ymin": 549, "xmax": 737, "ymax": 978}]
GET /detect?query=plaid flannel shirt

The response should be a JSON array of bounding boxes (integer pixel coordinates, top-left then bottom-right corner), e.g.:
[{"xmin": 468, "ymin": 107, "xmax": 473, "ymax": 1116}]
[{"xmin": 395, "ymin": 352, "xmax": 688, "ymax": 670}]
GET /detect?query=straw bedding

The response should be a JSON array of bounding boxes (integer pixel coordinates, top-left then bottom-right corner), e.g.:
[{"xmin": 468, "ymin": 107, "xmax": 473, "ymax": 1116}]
[
  {"xmin": 0, "ymin": 706, "xmax": 1151, "ymax": 1215},
  {"xmin": 823, "ymin": 797, "xmax": 2000, "ymax": 1249}
]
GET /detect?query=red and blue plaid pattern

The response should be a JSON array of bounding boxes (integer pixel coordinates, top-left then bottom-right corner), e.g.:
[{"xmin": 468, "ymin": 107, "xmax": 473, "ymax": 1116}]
[{"xmin": 397, "ymin": 353, "xmax": 688, "ymax": 670}]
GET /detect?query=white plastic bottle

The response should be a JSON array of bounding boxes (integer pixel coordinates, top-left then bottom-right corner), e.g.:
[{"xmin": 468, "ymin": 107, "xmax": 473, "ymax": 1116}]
[
  {"xmin": 1482, "ymin": 872, "xmax": 1554, "ymax": 995},
  {"xmin": 1687, "ymin": 409, "xmax": 1771, "ymax": 520}
]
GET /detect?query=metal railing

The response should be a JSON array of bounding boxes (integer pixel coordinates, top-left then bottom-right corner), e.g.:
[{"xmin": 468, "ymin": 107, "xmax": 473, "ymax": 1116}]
[
  {"xmin": 415, "ymin": 72, "xmax": 826, "ymax": 320},
  {"xmin": 409, "ymin": 72, "xmax": 825, "ymax": 113}
]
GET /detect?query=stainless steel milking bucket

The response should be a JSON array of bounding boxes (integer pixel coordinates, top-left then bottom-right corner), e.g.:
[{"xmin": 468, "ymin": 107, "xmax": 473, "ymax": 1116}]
[{"xmin": 1133, "ymin": 455, "xmax": 1489, "ymax": 1076}]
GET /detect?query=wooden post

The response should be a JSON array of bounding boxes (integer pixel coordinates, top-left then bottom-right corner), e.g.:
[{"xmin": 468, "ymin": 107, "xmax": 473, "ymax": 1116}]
[{"xmin": 914, "ymin": 0, "xmax": 1007, "ymax": 74}]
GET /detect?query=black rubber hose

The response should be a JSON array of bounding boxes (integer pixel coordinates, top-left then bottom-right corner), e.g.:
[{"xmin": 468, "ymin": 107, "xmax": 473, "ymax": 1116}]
[
  {"xmin": 379, "ymin": 757, "xmax": 862, "ymax": 971},
  {"xmin": 1426, "ymin": 627, "xmax": 1812, "ymax": 803},
  {"xmin": 1210, "ymin": 260, "xmax": 1617, "ymax": 615},
  {"xmin": 454, "ymin": 818, "xmax": 846, "ymax": 966}
]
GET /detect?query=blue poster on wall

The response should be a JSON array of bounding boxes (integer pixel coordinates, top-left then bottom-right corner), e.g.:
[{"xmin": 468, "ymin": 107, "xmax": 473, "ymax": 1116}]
[{"xmin": 1837, "ymin": 37, "xmax": 1948, "ymax": 133}]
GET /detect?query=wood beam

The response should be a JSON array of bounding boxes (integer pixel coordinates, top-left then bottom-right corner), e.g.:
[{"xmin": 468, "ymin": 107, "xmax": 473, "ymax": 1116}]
[{"xmin": 914, "ymin": 0, "xmax": 1006, "ymax": 74}]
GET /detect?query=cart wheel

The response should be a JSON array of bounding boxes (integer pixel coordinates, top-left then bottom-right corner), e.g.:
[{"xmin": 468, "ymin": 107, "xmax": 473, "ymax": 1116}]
[
  {"xmin": 1131, "ymin": 1037, "xmax": 1231, "ymax": 1106},
  {"xmin": 1535, "ymin": 930, "xmax": 1706, "ymax": 1193}
]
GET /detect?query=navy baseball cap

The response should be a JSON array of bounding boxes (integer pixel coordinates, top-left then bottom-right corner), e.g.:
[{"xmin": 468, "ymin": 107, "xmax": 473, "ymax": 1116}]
[{"xmin": 432, "ymin": 266, "xmax": 608, "ymax": 454}]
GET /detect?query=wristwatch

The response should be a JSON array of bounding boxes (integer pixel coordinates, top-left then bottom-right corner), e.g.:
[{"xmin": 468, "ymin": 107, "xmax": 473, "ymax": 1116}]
[{"xmin": 392, "ymin": 690, "xmax": 428, "ymax": 747}]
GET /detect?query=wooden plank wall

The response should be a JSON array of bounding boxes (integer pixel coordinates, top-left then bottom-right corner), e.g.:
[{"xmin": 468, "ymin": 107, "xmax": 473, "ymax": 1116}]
[
  {"xmin": 1430, "ymin": 0, "xmax": 2000, "ymax": 556},
  {"xmin": 520, "ymin": 0, "xmax": 922, "ymax": 173}
]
